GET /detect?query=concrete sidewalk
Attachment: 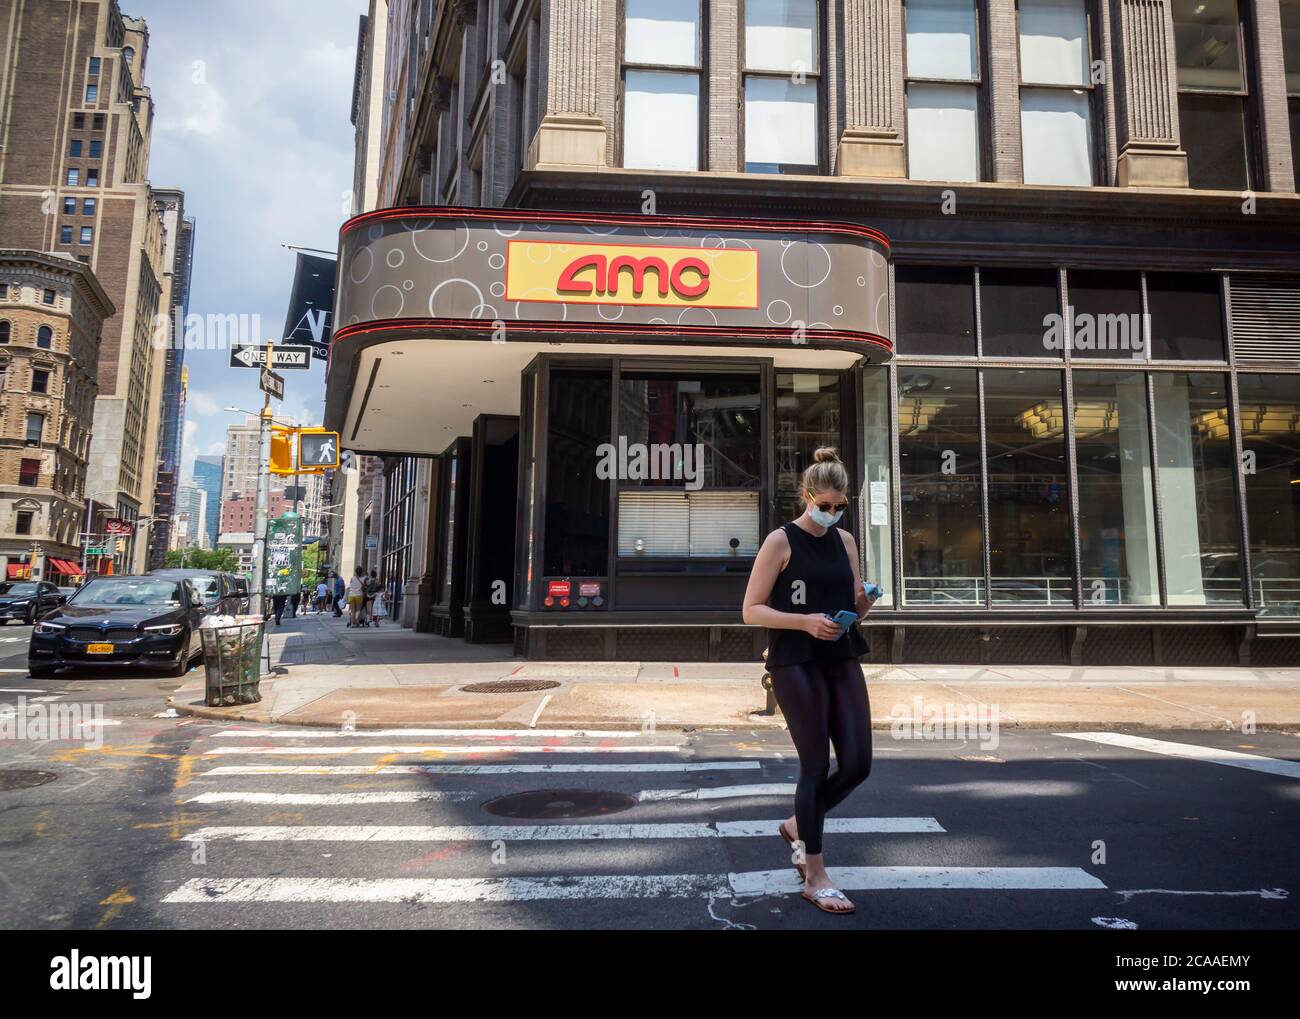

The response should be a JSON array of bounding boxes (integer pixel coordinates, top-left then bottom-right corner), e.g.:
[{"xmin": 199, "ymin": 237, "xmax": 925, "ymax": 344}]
[{"xmin": 169, "ymin": 611, "xmax": 1300, "ymax": 731}]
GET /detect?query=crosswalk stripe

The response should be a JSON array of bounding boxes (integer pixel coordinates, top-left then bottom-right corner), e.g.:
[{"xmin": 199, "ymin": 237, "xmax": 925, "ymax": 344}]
[
  {"xmin": 181, "ymin": 817, "xmax": 944, "ymax": 842},
  {"xmin": 200, "ymin": 761, "xmax": 764, "ymax": 776},
  {"xmin": 162, "ymin": 866, "xmax": 1105, "ymax": 904},
  {"xmin": 203, "ymin": 744, "xmax": 686, "ymax": 757},
  {"xmin": 213, "ymin": 728, "xmax": 670, "ymax": 739},
  {"xmin": 185, "ymin": 791, "xmax": 478, "ymax": 805},
  {"xmin": 1058, "ymin": 732, "xmax": 1300, "ymax": 780},
  {"xmin": 186, "ymin": 784, "xmax": 796, "ymax": 806}
]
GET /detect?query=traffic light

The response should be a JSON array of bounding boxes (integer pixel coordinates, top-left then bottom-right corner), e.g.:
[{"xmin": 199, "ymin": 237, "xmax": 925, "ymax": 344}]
[
  {"xmin": 115, "ymin": 537, "xmax": 127, "ymax": 553},
  {"xmin": 298, "ymin": 430, "xmax": 340, "ymax": 470},
  {"xmin": 269, "ymin": 429, "xmax": 294, "ymax": 474}
]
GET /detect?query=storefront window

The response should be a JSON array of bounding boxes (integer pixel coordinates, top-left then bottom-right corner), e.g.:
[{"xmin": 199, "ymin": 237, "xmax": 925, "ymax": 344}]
[
  {"xmin": 898, "ymin": 367, "xmax": 984, "ymax": 604},
  {"xmin": 1064, "ymin": 269, "xmax": 1144, "ymax": 360},
  {"xmin": 1235, "ymin": 374, "xmax": 1300, "ymax": 615},
  {"xmin": 1152, "ymin": 372, "xmax": 1243, "ymax": 604},
  {"xmin": 382, "ymin": 457, "xmax": 418, "ymax": 620},
  {"xmin": 985, "ymin": 369, "xmax": 1074, "ymax": 604},
  {"xmin": 979, "ymin": 267, "xmax": 1062, "ymax": 358},
  {"xmin": 775, "ymin": 371, "xmax": 841, "ymax": 524},
  {"xmin": 545, "ymin": 369, "xmax": 611, "ymax": 575},
  {"xmin": 895, "ymin": 265, "xmax": 977, "ymax": 356},
  {"xmin": 618, "ymin": 371, "xmax": 761, "ymax": 558},
  {"xmin": 861, "ymin": 366, "xmax": 894, "ymax": 606},
  {"xmin": 1145, "ymin": 272, "xmax": 1225, "ymax": 361},
  {"xmin": 1072, "ymin": 370, "xmax": 1160, "ymax": 605}
]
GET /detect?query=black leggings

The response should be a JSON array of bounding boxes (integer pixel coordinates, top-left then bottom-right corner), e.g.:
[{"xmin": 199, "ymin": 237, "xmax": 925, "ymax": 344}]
[{"xmin": 769, "ymin": 657, "xmax": 873, "ymax": 857}]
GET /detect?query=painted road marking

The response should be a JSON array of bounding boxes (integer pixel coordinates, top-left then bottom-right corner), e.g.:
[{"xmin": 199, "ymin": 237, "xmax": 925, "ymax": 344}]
[
  {"xmin": 203, "ymin": 744, "xmax": 687, "ymax": 757},
  {"xmin": 162, "ymin": 866, "xmax": 1105, "ymax": 904},
  {"xmin": 1058, "ymin": 732, "xmax": 1300, "ymax": 781},
  {"xmin": 187, "ymin": 784, "xmax": 796, "ymax": 806},
  {"xmin": 186, "ymin": 791, "xmax": 478, "ymax": 806},
  {"xmin": 200, "ymin": 761, "xmax": 763, "ymax": 776},
  {"xmin": 181, "ymin": 818, "xmax": 945, "ymax": 842},
  {"xmin": 212, "ymin": 728, "xmax": 677, "ymax": 739}
]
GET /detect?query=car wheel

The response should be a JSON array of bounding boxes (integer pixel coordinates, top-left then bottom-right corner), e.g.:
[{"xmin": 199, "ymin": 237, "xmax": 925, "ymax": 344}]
[{"xmin": 28, "ymin": 664, "xmax": 55, "ymax": 679}]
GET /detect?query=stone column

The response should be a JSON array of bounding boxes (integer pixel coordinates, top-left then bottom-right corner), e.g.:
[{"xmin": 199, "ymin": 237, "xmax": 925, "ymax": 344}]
[
  {"xmin": 837, "ymin": 0, "xmax": 906, "ymax": 177},
  {"xmin": 1252, "ymin": 0, "xmax": 1298, "ymax": 193},
  {"xmin": 1110, "ymin": 0, "xmax": 1190, "ymax": 187},
  {"xmin": 528, "ymin": 0, "xmax": 607, "ymax": 168}
]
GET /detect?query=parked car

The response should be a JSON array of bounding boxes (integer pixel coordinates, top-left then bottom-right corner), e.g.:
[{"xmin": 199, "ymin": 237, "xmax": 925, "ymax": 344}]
[
  {"xmin": 147, "ymin": 568, "xmax": 250, "ymax": 615},
  {"xmin": 0, "ymin": 580, "xmax": 67, "ymax": 625},
  {"xmin": 28, "ymin": 575, "xmax": 208, "ymax": 679}
]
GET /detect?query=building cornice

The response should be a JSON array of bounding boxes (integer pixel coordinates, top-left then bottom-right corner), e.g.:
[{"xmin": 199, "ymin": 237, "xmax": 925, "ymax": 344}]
[{"xmin": 0, "ymin": 250, "xmax": 117, "ymax": 317}]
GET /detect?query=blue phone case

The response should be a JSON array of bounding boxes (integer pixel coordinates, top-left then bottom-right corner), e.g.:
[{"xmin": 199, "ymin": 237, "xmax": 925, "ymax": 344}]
[{"xmin": 826, "ymin": 609, "xmax": 859, "ymax": 629}]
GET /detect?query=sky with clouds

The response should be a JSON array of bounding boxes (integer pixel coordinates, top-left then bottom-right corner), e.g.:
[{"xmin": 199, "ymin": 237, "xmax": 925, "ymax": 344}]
[{"xmin": 128, "ymin": 0, "xmax": 362, "ymax": 481}]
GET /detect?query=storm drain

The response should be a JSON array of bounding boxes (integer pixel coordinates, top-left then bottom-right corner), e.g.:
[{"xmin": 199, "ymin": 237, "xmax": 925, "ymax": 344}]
[
  {"xmin": 460, "ymin": 679, "xmax": 561, "ymax": 694},
  {"xmin": 0, "ymin": 770, "xmax": 57, "ymax": 791},
  {"xmin": 482, "ymin": 788, "xmax": 637, "ymax": 819}
]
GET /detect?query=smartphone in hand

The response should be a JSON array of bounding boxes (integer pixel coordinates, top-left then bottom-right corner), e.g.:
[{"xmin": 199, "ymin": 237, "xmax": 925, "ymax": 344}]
[{"xmin": 825, "ymin": 609, "xmax": 859, "ymax": 632}]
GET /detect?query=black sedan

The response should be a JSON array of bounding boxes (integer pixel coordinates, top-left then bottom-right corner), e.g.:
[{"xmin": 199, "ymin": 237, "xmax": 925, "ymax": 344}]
[
  {"xmin": 28, "ymin": 575, "xmax": 208, "ymax": 679},
  {"xmin": 0, "ymin": 580, "xmax": 66, "ymax": 625}
]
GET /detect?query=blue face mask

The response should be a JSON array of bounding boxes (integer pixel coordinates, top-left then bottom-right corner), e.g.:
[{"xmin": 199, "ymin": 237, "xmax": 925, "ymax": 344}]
[{"xmin": 807, "ymin": 504, "xmax": 844, "ymax": 527}]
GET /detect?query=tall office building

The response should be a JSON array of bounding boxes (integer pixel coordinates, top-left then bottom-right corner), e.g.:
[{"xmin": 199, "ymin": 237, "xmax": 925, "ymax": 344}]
[
  {"xmin": 0, "ymin": 2, "xmax": 181, "ymax": 573},
  {"xmin": 171, "ymin": 481, "xmax": 207, "ymax": 552},
  {"xmin": 148, "ymin": 189, "xmax": 196, "ymax": 568},
  {"xmin": 192, "ymin": 453, "xmax": 223, "ymax": 551}
]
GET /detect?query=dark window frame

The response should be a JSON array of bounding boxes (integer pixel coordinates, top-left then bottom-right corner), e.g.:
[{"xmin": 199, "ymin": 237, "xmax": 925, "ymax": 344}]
[
  {"xmin": 738, "ymin": 0, "xmax": 826, "ymax": 175},
  {"xmin": 902, "ymin": 0, "xmax": 988, "ymax": 181}
]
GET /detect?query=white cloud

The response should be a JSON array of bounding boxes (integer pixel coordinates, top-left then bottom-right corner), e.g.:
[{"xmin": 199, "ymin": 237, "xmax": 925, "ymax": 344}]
[{"xmin": 187, "ymin": 390, "xmax": 220, "ymax": 417}]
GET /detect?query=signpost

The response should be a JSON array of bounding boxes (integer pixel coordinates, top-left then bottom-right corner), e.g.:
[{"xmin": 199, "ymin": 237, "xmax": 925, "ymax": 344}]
[{"xmin": 230, "ymin": 344, "xmax": 311, "ymax": 370}]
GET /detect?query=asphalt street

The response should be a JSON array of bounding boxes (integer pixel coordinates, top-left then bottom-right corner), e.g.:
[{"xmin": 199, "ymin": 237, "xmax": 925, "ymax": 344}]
[{"xmin": 0, "ymin": 640, "xmax": 1296, "ymax": 930}]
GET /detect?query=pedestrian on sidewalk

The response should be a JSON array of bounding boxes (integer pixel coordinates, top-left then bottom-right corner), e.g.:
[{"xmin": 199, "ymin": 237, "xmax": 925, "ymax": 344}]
[
  {"xmin": 315, "ymin": 579, "xmax": 329, "ymax": 614},
  {"xmin": 371, "ymin": 586, "xmax": 386, "ymax": 625},
  {"xmin": 741, "ymin": 446, "xmax": 880, "ymax": 916},
  {"xmin": 346, "ymin": 567, "xmax": 367, "ymax": 627},
  {"xmin": 364, "ymin": 569, "xmax": 380, "ymax": 626},
  {"xmin": 271, "ymin": 592, "xmax": 288, "ymax": 626},
  {"xmin": 332, "ymin": 572, "xmax": 345, "ymax": 617}
]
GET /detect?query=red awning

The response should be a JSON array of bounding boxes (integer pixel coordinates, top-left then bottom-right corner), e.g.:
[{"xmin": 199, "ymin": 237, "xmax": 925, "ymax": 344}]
[
  {"xmin": 5, "ymin": 564, "xmax": 22, "ymax": 579},
  {"xmin": 49, "ymin": 559, "xmax": 81, "ymax": 576}
]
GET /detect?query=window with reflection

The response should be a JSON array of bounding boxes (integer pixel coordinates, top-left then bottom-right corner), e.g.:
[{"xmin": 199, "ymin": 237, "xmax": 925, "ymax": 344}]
[
  {"xmin": 1072, "ymin": 370, "xmax": 1160, "ymax": 604},
  {"xmin": 898, "ymin": 367, "xmax": 984, "ymax": 604},
  {"xmin": 743, "ymin": 0, "xmax": 820, "ymax": 173},
  {"xmin": 776, "ymin": 371, "xmax": 842, "ymax": 524},
  {"xmin": 984, "ymin": 369, "xmax": 1074, "ymax": 604},
  {"xmin": 1236, "ymin": 373, "xmax": 1300, "ymax": 615},
  {"xmin": 895, "ymin": 265, "xmax": 976, "ymax": 356},
  {"xmin": 1152, "ymin": 372, "xmax": 1243, "ymax": 604},
  {"xmin": 1172, "ymin": 0, "xmax": 1252, "ymax": 190},
  {"xmin": 1017, "ymin": 0, "xmax": 1096, "ymax": 186},
  {"xmin": 622, "ymin": 0, "xmax": 702, "ymax": 171},
  {"xmin": 544, "ymin": 370, "xmax": 611, "ymax": 575},
  {"xmin": 905, "ymin": 0, "xmax": 982, "ymax": 181}
]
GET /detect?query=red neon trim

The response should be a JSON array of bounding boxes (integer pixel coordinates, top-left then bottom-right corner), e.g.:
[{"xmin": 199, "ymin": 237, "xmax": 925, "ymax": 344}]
[
  {"xmin": 331, "ymin": 317, "xmax": 892, "ymax": 353},
  {"xmin": 339, "ymin": 204, "xmax": 891, "ymax": 251}
]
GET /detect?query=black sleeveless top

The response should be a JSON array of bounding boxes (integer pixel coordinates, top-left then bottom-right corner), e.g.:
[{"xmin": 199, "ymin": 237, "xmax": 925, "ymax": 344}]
[{"xmin": 766, "ymin": 521, "xmax": 870, "ymax": 667}]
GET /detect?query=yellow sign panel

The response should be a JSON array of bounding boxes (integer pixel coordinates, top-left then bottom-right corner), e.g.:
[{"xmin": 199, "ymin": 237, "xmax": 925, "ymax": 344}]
[{"xmin": 505, "ymin": 241, "xmax": 759, "ymax": 310}]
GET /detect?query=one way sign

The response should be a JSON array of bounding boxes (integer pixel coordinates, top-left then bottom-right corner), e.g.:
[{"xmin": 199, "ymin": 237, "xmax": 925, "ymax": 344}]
[{"xmin": 230, "ymin": 345, "xmax": 311, "ymax": 370}]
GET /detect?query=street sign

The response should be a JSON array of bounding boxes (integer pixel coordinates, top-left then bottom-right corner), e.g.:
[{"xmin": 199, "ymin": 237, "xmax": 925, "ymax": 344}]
[
  {"xmin": 298, "ymin": 430, "xmax": 340, "ymax": 469},
  {"xmin": 229, "ymin": 344, "xmax": 311, "ymax": 370},
  {"xmin": 260, "ymin": 367, "xmax": 285, "ymax": 400}
]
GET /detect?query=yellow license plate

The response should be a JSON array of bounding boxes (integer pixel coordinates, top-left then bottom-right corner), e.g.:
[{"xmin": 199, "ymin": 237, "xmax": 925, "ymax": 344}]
[{"xmin": 86, "ymin": 643, "xmax": 115, "ymax": 654}]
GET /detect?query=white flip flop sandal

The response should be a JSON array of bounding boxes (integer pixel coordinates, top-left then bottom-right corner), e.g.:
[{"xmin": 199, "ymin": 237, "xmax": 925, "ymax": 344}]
[{"xmin": 801, "ymin": 886, "xmax": 856, "ymax": 914}]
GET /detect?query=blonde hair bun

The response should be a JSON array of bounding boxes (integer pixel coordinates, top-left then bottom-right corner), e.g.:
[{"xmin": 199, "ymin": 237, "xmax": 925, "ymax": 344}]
[{"xmin": 801, "ymin": 447, "xmax": 849, "ymax": 495}]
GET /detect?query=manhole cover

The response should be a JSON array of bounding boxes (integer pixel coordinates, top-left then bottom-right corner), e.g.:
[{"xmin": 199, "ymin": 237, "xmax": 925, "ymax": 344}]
[
  {"xmin": 482, "ymin": 788, "xmax": 637, "ymax": 819},
  {"xmin": 0, "ymin": 770, "xmax": 57, "ymax": 791},
  {"xmin": 461, "ymin": 679, "xmax": 561, "ymax": 693}
]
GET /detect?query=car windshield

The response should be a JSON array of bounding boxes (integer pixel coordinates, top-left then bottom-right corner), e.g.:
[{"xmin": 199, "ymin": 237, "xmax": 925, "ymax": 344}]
[
  {"xmin": 71, "ymin": 580, "xmax": 182, "ymax": 608},
  {"xmin": 0, "ymin": 583, "xmax": 38, "ymax": 596}
]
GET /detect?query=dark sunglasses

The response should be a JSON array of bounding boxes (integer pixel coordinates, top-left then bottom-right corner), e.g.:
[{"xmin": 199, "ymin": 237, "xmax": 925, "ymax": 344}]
[{"xmin": 808, "ymin": 493, "xmax": 849, "ymax": 514}]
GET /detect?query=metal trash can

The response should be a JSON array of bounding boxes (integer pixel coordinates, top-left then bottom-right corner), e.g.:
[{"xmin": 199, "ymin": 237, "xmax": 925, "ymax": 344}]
[{"xmin": 200, "ymin": 617, "xmax": 266, "ymax": 706}]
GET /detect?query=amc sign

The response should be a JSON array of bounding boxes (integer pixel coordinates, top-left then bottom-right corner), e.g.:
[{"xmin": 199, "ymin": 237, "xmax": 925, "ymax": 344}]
[{"xmin": 505, "ymin": 241, "xmax": 759, "ymax": 310}]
